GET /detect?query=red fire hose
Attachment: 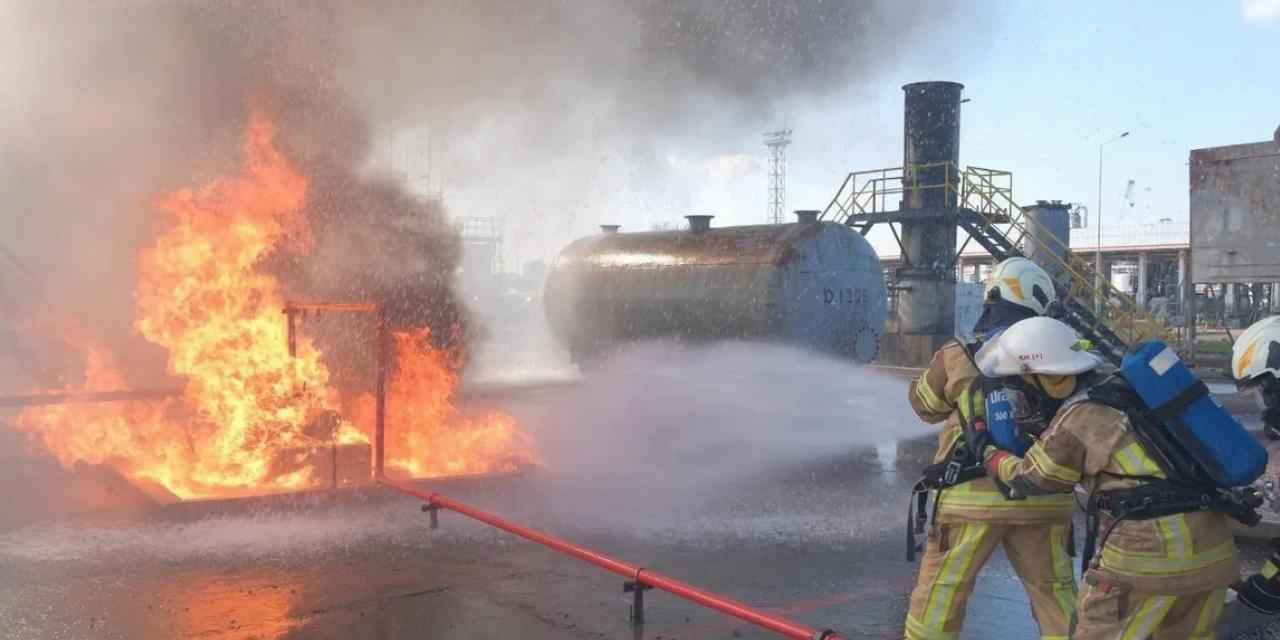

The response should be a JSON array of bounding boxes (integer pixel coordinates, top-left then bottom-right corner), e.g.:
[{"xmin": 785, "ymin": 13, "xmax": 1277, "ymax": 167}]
[{"xmin": 379, "ymin": 478, "xmax": 843, "ymax": 640}]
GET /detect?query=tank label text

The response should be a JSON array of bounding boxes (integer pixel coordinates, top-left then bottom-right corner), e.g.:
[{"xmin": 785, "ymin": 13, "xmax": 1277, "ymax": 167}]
[{"xmin": 824, "ymin": 288, "xmax": 867, "ymax": 305}]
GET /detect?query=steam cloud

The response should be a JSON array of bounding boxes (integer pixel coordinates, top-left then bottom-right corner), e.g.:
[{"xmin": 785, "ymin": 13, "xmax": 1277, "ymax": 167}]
[{"xmin": 0, "ymin": 0, "xmax": 968, "ymax": 389}]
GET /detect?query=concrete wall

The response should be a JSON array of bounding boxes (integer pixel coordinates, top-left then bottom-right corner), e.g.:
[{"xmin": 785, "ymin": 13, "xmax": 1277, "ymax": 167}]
[{"xmin": 1189, "ymin": 139, "xmax": 1280, "ymax": 283}]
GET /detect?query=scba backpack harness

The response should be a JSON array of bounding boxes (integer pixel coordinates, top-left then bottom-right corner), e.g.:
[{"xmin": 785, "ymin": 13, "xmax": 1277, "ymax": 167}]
[{"xmin": 1080, "ymin": 341, "xmax": 1267, "ymax": 571}]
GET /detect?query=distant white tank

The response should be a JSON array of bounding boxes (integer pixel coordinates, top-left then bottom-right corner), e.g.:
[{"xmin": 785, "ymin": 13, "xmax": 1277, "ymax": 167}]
[{"xmin": 1110, "ymin": 263, "xmax": 1137, "ymax": 295}]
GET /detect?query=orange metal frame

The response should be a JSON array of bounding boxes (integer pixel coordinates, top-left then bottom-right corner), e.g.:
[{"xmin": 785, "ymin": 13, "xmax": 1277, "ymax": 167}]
[{"xmin": 283, "ymin": 300, "xmax": 387, "ymax": 478}]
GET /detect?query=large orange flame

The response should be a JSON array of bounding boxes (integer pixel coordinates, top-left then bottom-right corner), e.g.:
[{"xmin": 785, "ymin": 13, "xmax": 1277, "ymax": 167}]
[
  {"xmin": 15, "ymin": 112, "xmax": 535, "ymax": 499},
  {"xmin": 352, "ymin": 328, "xmax": 537, "ymax": 478}
]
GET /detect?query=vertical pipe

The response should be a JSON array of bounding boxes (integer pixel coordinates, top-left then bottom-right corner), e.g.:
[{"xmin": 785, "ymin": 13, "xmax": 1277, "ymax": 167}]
[
  {"xmin": 1185, "ymin": 251, "xmax": 1197, "ymax": 362},
  {"xmin": 331, "ymin": 442, "xmax": 339, "ymax": 490},
  {"xmin": 1137, "ymin": 252, "xmax": 1149, "ymax": 310},
  {"xmin": 285, "ymin": 309, "xmax": 297, "ymax": 357},
  {"xmin": 1178, "ymin": 250, "xmax": 1187, "ymax": 299},
  {"xmin": 375, "ymin": 306, "xmax": 387, "ymax": 479},
  {"xmin": 1095, "ymin": 132, "xmax": 1129, "ymax": 315},
  {"xmin": 1096, "ymin": 146, "xmax": 1104, "ymax": 315}
]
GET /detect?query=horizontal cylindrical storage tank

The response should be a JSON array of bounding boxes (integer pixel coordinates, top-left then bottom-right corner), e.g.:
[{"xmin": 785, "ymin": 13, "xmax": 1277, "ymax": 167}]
[{"xmin": 544, "ymin": 219, "xmax": 887, "ymax": 364}]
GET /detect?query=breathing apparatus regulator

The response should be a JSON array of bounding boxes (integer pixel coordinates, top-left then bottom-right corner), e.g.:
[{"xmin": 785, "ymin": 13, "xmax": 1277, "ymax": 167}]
[{"xmin": 982, "ymin": 374, "xmax": 1069, "ymax": 456}]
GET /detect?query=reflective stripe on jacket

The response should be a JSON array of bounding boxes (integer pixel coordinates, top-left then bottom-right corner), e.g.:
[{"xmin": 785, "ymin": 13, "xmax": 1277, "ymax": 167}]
[{"xmin": 908, "ymin": 339, "xmax": 1074, "ymax": 524}]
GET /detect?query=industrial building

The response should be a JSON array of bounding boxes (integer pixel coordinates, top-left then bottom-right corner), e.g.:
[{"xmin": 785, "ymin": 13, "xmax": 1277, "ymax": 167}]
[{"xmin": 1189, "ymin": 134, "xmax": 1280, "ymax": 334}]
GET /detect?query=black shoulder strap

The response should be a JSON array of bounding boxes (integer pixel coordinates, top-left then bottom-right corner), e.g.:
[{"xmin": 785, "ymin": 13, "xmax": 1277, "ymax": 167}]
[{"xmin": 1085, "ymin": 375, "xmax": 1141, "ymax": 411}]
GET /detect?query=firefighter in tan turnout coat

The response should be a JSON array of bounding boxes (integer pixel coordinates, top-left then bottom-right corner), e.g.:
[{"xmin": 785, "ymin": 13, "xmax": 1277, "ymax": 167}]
[
  {"xmin": 977, "ymin": 317, "xmax": 1239, "ymax": 639},
  {"xmin": 903, "ymin": 258, "xmax": 1076, "ymax": 640}
]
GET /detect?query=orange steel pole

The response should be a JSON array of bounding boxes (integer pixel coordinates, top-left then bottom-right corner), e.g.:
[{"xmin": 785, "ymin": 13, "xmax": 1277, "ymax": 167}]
[
  {"xmin": 374, "ymin": 306, "xmax": 387, "ymax": 479},
  {"xmin": 379, "ymin": 477, "xmax": 842, "ymax": 640},
  {"xmin": 281, "ymin": 299, "xmax": 384, "ymax": 478}
]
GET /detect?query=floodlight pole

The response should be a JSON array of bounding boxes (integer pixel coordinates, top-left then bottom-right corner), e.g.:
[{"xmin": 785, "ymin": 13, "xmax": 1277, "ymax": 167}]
[{"xmin": 1095, "ymin": 131, "xmax": 1130, "ymax": 314}]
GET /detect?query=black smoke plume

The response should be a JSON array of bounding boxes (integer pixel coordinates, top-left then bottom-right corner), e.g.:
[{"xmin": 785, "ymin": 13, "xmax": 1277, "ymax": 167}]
[{"xmin": 0, "ymin": 0, "xmax": 976, "ymax": 387}]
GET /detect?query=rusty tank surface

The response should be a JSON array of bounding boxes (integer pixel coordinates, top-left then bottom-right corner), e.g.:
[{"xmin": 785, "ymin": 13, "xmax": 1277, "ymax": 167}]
[{"xmin": 544, "ymin": 213, "xmax": 887, "ymax": 364}]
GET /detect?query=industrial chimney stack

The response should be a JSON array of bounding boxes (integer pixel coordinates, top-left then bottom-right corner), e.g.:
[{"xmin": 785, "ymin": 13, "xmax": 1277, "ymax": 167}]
[{"xmin": 891, "ymin": 81, "xmax": 964, "ymax": 364}]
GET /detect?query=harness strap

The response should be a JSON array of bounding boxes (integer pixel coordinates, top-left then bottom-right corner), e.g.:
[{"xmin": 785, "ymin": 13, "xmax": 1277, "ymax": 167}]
[
  {"xmin": 1066, "ymin": 520, "xmax": 1076, "ymax": 558},
  {"xmin": 906, "ymin": 452, "xmax": 987, "ymax": 562},
  {"xmin": 1081, "ymin": 480, "xmax": 1262, "ymax": 572},
  {"xmin": 906, "ymin": 482, "xmax": 928, "ymax": 562},
  {"xmin": 1082, "ymin": 491, "xmax": 1101, "ymax": 573}
]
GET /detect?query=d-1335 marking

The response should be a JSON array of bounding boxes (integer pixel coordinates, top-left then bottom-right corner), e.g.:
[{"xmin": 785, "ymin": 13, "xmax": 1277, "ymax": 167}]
[{"xmin": 824, "ymin": 288, "xmax": 868, "ymax": 305}]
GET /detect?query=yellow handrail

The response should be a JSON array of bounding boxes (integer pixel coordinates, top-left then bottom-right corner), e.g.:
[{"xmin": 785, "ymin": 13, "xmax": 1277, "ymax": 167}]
[
  {"xmin": 957, "ymin": 168, "xmax": 1168, "ymax": 343},
  {"xmin": 821, "ymin": 160, "xmax": 1170, "ymax": 345}
]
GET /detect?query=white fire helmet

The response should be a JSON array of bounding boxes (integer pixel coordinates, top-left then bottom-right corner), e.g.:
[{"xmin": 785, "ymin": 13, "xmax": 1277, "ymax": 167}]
[
  {"xmin": 1233, "ymin": 315, "xmax": 1280, "ymax": 383},
  {"xmin": 975, "ymin": 316, "xmax": 1104, "ymax": 377},
  {"xmin": 985, "ymin": 257, "xmax": 1057, "ymax": 316}
]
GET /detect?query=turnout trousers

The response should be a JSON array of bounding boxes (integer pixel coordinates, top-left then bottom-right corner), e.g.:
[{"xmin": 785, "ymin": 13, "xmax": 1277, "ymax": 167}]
[
  {"xmin": 904, "ymin": 521, "xmax": 1076, "ymax": 640},
  {"xmin": 1071, "ymin": 571, "xmax": 1226, "ymax": 640}
]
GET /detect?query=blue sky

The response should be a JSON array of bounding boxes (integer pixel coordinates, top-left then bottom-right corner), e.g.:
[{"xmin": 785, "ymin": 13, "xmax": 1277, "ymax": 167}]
[{"xmin": 780, "ymin": 1, "xmax": 1280, "ymax": 254}]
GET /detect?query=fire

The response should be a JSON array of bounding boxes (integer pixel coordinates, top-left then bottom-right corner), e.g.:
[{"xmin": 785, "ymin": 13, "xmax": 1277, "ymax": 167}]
[
  {"xmin": 14, "ymin": 335, "xmax": 180, "ymax": 492},
  {"xmin": 352, "ymin": 328, "xmax": 537, "ymax": 478},
  {"xmin": 15, "ymin": 112, "xmax": 535, "ymax": 499}
]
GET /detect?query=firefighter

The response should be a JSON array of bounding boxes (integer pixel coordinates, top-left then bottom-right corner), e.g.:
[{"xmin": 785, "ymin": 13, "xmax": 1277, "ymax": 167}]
[
  {"xmin": 977, "ymin": 317, "xmax": 1242, "ymax": 639},
  {"xmin": 1231, "ymin": 316, "xmax": 1280, "ymax": 615},
  {"xmin": 903, "ymin": 257, "xmax": 1076, "ymax": 640}
]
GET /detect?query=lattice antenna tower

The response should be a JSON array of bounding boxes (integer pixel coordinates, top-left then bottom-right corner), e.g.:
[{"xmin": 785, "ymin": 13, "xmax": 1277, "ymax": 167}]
[{"xmin": 764, "ymin": 129, "xmax": 792, "ymax": 224}]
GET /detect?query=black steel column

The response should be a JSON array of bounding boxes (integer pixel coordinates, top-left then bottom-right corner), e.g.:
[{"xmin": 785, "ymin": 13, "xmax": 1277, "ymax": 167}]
[{"xmin": 894, "ymin": 81, "xmax": 963, "ymax": 364}]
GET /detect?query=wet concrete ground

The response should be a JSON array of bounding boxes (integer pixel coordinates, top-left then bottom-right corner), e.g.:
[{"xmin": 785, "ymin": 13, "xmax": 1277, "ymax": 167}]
[
  {"xmin": 2, "ymin": 365, "xmax": 1279, "ymax": 640},
  {"xmin": 2, "ymin": 434, "xmax": 1277, "ymax": 640}
]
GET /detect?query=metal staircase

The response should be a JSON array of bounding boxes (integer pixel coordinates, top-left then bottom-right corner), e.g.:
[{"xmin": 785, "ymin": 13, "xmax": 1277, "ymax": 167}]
[{"xmin": 821, "ymin": 163, "xmax": 1167, "ymax": 365}]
